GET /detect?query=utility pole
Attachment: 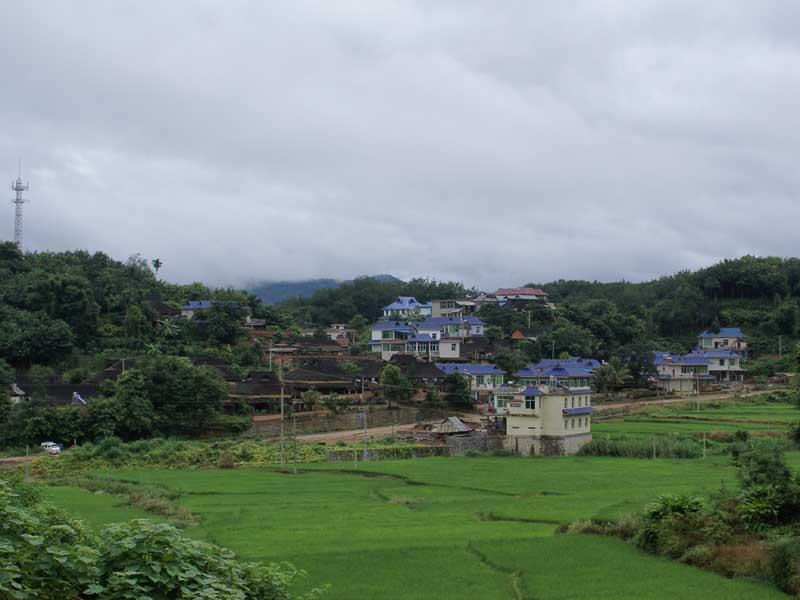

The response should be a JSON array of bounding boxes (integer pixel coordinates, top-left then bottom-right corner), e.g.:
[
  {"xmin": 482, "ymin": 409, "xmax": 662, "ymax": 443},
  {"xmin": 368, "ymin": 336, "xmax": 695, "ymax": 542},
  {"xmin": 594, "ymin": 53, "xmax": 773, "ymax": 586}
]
[
  {"xmin": 269, "ymin": 342, "xmax": 273, "ymax": 371},
  {"xmin": 11, "ymin": 159, "xmax": 29, "ymax": 249},
  {"xmin": 279, "ymin": 365, "xmax": 285, "ymax": 466},
  {"xmin": 551, "ymin": 340, "xmax": 555, "ymax": 360},
  {"xmin": 779, "ymin": 336, "xmax": 783, "ymax": 359},
  {"xmin": 292, "ymin": 402, "xmax": 298, "ymax": 475},
  {"xmin": 362, "ymin": 378, "xmax": 368, "ymax": 461}
]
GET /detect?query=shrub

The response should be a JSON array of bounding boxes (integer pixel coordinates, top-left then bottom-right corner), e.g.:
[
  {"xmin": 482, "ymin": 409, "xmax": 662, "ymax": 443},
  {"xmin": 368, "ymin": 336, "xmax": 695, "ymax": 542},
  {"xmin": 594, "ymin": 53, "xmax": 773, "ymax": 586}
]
[
  {"xmin": 0, "ymin": 478, "xmax": 325, "ymax": 599},
  {"xmin": 768, "ymin": 537, "xmax": 800, "ymax": 595},
  {"xmin": 218, "ymin": 450, "xmax": 237, "ymax": 469}
]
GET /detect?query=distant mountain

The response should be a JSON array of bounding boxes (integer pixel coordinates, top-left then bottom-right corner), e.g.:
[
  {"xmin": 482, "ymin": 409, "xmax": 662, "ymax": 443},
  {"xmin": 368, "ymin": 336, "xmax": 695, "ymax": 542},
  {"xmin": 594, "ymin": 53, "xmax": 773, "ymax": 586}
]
[{"xmin": 249, "ymin": 274, "xmax": 401, "ymax": 304}]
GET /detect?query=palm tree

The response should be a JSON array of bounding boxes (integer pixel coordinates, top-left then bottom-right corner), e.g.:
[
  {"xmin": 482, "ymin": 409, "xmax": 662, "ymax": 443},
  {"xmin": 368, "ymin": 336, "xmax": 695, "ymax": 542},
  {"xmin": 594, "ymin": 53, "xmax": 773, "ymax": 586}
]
[
  {"xmin": 595, "ymin": 357, "xmax": 632, "ymax": 395},
  {"xmin": 151, "ymin": 258, "xmax": 163, "ymax": 278}
]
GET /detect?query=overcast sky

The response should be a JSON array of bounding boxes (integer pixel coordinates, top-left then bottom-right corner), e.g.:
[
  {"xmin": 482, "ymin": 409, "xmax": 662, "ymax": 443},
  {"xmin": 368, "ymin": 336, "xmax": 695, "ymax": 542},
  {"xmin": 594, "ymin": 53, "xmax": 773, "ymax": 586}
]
[{"xmin": 2, "ymin": 1, "xmax": 799, "ymax": 290}]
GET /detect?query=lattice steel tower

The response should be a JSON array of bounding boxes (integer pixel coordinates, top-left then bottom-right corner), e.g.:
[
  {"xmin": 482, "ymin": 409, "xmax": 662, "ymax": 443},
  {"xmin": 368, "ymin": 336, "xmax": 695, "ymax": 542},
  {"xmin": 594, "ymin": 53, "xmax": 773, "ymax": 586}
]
[{"xmin": 11, "ymin": 159, "xmax": 29, "ymax": 248}]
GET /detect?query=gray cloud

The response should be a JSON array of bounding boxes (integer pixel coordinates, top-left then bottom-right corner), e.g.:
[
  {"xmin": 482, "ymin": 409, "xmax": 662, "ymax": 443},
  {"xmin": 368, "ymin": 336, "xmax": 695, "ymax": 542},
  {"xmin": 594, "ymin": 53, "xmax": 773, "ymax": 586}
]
[{"xmin": 2, "ymin": 1, "xmax": 799, "ymax": 289}]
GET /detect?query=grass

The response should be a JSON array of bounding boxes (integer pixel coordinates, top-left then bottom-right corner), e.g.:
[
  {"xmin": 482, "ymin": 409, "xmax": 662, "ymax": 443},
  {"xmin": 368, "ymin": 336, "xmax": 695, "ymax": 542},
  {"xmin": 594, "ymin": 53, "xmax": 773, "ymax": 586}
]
[
  {"xmin": 41, "ymin": 399, "xmax": 800, "ymax": 599},
  {"xmin": 594, "ymin": 401, "xmax": 797, "ymax": 439},
  {"xmin": 46, "ymin": 454, "xmax": 789, "ymax": 599}
]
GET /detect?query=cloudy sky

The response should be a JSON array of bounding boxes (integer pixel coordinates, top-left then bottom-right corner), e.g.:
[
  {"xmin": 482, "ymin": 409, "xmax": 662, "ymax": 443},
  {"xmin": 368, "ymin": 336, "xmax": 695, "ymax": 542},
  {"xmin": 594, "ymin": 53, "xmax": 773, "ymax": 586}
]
[{"xmin": 2, "ymin": 1, "xmax": 799, "ymax": 289}]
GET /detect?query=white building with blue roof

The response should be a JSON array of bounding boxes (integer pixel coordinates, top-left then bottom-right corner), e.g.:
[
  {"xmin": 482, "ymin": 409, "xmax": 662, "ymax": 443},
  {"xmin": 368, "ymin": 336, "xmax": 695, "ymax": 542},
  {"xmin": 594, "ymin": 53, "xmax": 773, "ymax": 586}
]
[
  {"xmin": 369, "ymin": 316, "xmax": 486, "ymax": 361},
  {"xmin": 655, "ymin": 348, "xmax": 744, "ymax": 394},
  {"xmin": 492, "ymin": 363, "xmax": 595, "ymax": 455},
  {"xmin": 698, "ymin": 327, "xmax": 747, "ymax": 357},
  {"xmin": 382, "ymin": 296, "xmax": 425, "ymax": 319}
]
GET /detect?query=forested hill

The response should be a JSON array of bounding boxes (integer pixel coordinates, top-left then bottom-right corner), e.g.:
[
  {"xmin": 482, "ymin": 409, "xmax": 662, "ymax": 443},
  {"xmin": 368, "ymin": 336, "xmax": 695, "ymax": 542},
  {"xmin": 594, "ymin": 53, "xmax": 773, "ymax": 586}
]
[
  {"xmin": 1, "ymin": 242, "xmax": 798, "ymax": 373},
  {"xmin": 248, "ymin": 274, "xmax": 400, "ymax": 304},
  {"xmin": 279, "ymin": 256, "xmax": 800, "ymax": 357}
]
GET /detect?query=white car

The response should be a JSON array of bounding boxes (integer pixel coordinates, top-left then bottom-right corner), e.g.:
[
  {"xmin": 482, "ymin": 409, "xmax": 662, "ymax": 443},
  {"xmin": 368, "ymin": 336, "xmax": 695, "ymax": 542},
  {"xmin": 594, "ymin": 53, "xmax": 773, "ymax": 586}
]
[{"xmin": 40, "ymin": 442, "xmax": 62, "ymax": 455}]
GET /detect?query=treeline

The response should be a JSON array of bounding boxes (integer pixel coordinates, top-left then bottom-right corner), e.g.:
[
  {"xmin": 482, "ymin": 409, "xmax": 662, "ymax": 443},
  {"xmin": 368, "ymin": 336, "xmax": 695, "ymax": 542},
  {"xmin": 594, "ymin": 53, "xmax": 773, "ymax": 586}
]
[{"xmin": 276, "ymin": 255, "xmax": 800, "ymax": 358}]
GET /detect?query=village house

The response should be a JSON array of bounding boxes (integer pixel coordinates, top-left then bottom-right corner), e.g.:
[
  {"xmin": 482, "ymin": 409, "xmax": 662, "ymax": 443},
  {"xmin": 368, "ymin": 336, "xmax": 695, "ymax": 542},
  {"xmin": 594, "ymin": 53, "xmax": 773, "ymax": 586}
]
[
  {"xmin": 510, "ymin": 327, "xmax": 538, "ymax": 342},
  {"xmin": 654, "ymin": 352, "xmax": 713, "ymax": 394},
  {"xmin": 691, "ymin": 349, "xmax": 745, "ymax": 384},
  {"xmin": 435, "ymin": 363, "xmax": 504, "ymax": 400},
  {"xmin": 324, "ymin": 324, "xmax": 358, "ymax": 345},
  {"xmin": 514, "ymin": 357, "xmax": 599, "ymax": 387},
  {"xmin": 180, "ymin": 300, "xmax": 213, "ymax": 319},
  {"xmin": 430, "ymin": 299, "xmax": 478, "ymax": 318},
  {"xmin": 494, "ymin": 287, "xmax": 550, "ymax": 305},
  {"xmin": 382, "ymin": 296, "xmax": 426, "ymax": 319},
  {"xmin": 492, "ymin": 363, "xmax": 595, "ymax": 456},
  {"xmin": 369, "ymin": 316, "xmax": 485, "ymax": 361},
  {"xmin": 698, "ymin": 327, "xmax": 747, "ymax": 356}
]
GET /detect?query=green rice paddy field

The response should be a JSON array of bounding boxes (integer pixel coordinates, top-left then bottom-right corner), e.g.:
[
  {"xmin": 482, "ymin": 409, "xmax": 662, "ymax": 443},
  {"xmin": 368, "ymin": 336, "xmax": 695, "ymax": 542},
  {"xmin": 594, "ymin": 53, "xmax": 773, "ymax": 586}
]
[
  {"xmin": 593, "ymin": 400, "xmax": 798, "ymax": 438},
  {"xmin": 44, "ymin": 400, "xmax": 800, "ymax": 599}
]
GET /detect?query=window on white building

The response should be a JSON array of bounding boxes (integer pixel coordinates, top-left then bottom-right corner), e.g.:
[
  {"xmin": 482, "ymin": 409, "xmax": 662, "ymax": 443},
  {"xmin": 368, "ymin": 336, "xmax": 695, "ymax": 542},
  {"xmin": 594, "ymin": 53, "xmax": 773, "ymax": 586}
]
[
  {"xmin": 525, "ymin": 399, "xmax": 535, "ymax": 410},
  {"xmin": 451, "ymin": 344, "xmax": 457, "ymax": 352}
]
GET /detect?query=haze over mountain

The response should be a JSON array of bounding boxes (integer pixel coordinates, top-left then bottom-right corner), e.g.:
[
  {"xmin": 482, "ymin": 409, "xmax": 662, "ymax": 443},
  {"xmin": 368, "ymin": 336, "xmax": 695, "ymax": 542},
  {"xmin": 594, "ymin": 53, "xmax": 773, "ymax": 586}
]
[{"xmin": 248, "ymin": 274, "xmax": 400, "ymax": 304}]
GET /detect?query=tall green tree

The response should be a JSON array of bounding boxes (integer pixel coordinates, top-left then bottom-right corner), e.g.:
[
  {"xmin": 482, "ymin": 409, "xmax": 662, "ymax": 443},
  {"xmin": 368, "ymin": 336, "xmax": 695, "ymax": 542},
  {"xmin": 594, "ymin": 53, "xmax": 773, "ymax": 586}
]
[
  {"xmin": 141, "ymin": 356, "xmax": 227, "ymax": 435},
  {"xmin": 379, "ymin": 364, "xmax": 413, "ymax": 409}
]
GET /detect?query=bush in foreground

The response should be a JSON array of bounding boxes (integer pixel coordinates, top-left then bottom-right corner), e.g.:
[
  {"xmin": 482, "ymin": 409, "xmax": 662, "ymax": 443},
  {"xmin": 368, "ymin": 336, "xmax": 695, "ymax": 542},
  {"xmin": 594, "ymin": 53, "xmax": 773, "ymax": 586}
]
[{"xmin": 0, "ymin": 476, "xmax": 325, "ymax": 600}]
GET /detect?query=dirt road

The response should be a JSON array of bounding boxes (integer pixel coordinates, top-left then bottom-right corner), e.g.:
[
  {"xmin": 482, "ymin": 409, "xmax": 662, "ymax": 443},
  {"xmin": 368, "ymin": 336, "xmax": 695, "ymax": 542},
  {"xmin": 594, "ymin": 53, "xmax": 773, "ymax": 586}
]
[{"xmin": 297, "ymin": 422, "xmax": 420, "ymax": 443}]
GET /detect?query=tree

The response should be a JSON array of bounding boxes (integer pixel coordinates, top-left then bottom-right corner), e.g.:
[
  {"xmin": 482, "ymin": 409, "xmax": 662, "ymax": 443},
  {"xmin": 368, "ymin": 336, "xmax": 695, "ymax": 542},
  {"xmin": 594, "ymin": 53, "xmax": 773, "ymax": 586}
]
[
  {"xmin": 0, "ymin": 358, "xmax": 14, "ymax": 386},
  {"xmin": 593, "ymin": 357, "xmax": 631, "ymax": 394},
  {"xmin": 141, "ymin": 357, "xmax": 227, "ymax": 435},
  {"xmin": 113, "ymin": 370, "xmax": 155, "ymax": 440},
  {"xmin": 151, "ymin": 258, "xmax": 163, "ymax": 278},
  {"xmin": 207, "ymin": 303, "xmax": 245, "ymax": 346},
  {"xmin": 494, "ymin": 347, "xmax": 528, "ymax": 376},
  {"xmin": 379, "ymin": 364, "xmax": 413, "ymax": 408},
  {"xmin": 444, "ymin": 372, "xmax": 472, "ymax": 407},
  {"xmin": 0, "ymin": 307, "xmax": 74, "ymax": 367},
  {"xmin": 617, "ymin": 342, "xmax": 657, "ymax": 387}
]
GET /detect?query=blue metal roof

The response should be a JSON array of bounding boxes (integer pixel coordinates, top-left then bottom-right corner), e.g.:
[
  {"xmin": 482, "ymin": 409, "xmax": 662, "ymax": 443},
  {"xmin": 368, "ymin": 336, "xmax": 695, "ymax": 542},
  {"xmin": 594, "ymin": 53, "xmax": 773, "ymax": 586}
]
[
  {"xmin": 521, "ymin": 386, "xmax": 544, "ymax": 396},
  {"xmin": 514, "ymin": 364, "xmax": 594, "ymax": 378},
  {"xmin": 699, "ymin": 327, "xmax": 744, "ymax": 338},
  {"xmin": 371, "ymin": 321, "xmax": 413, "ymax": 331},
  {"xmin": 654, "ymin": 352, "xmax": 711, "ymax": 366},
  {"xmin": 383, "ymin": 296, "xmax": 422, "ymax": 311},
  {"xmin": 406, "ymin": 334, "xmax": 434, "ymax": 342},
  {"xmin": 181, "ymin": 300, "xmax": 213, "ymax": 310},
  {"xmin": 435, "ymin": 363, "xmax": 503, "ymax": 376},
  {"xmin": 532, "ymin": 357, "xmax": 601, "ymax": 371},
  {"xmin": 562, "ymin": 406, "xmax": 597, "ymax": 416},
  {"xmin": 689, "ymin": 349, "xmax": 739, "ymax": 359}
]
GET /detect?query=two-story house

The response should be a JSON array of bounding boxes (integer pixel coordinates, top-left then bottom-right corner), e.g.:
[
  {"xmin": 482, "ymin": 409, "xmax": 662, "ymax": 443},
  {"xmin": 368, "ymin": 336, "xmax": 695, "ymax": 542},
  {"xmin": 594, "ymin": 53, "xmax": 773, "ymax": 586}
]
[
  {"xmin": 435, "ymin": 363, "xmax": 504, "ymax": 400},
  {"xmin": 369, "ymin": 316, "xmax": 485, "ymax": 361},
  {"xmin": 687, "ymin": 349, "xmax": 744, "ymax": 384},
  {"xmin": 369, "ymin": 321, "xmax": 418, "ymax": 360},
  {"xmin": 492, "ymin": 364, "xmax": 595, "ymax": 455},
  {"xmin": 654, "ymin": 352, "xmax": 713, "ymax": 394},
  {"xmin": 430, "ymin": 299, "xmax": 478, "ymax": 318},
  {"xmin": 514, "ymin": 357, "xmax": 599, "ymax": 388},
  {"xmin": 698, "ymin": 328, "xmax": 747, "ymax": 356},
  {"xmin": 382, "ymin": 297, "xmax": 426, "ymax": 319}
]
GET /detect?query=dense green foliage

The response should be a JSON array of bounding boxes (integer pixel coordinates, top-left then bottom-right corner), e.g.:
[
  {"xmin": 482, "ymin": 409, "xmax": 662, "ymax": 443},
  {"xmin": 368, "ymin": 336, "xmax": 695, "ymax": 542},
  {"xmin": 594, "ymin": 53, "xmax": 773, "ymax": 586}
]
[
  {"xmin": 0, "ymin": 475, "xmax": 322, "ymax": 599},
  {"xmin": 0, "ymin": 358, "xmax": 229, "ymax": 447}
]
